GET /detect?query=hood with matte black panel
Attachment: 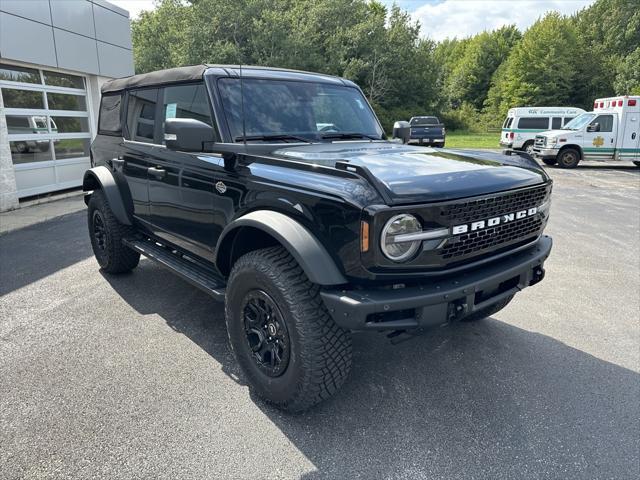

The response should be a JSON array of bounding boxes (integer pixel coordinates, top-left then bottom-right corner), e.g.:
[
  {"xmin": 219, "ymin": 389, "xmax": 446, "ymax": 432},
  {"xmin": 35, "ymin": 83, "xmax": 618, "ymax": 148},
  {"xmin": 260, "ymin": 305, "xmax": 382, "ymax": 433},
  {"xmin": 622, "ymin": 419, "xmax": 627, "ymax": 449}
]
[{"xmin": 272, "ymin": 142, "xmax": 549, "ymax": 204}]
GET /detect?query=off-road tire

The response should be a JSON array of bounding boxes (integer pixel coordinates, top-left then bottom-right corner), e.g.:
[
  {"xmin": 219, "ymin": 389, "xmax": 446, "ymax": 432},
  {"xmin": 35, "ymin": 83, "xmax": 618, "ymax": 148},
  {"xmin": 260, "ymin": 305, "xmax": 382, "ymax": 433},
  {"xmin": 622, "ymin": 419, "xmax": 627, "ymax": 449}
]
[
  {"xmin": 87, "ymin": 189, "xmax": 140, "ymax": 273},
  {"xmin": 462, "ymin": 294, "xmax": 515, "ymax": 322},
  {"xmin": 225, "ymin": 246, "xmax": 353, "ymax": 412},
  {"xmin": 557, "ymin": 148, "xmax": 580, "ymax": 168},
  {"xmin": 542, "ymin": 158, "xmax": 557, "ymax": 166}
]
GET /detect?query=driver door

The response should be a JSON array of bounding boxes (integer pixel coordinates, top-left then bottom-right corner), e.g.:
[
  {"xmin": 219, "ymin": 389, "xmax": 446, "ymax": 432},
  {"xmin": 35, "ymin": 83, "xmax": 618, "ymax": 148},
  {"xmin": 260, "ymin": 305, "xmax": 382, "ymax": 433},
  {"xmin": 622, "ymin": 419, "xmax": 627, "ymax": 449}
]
[{"xmin": 584, "ymin": 114, "xmax": 616, "ymax": 160}]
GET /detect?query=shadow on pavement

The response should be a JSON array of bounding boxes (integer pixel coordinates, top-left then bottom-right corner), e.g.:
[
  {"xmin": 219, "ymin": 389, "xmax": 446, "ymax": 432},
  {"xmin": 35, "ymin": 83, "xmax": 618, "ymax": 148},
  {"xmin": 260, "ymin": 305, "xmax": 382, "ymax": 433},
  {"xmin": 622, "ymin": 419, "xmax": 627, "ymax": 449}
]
[
  {"xmin": 0, "ymin": 211, "xmax": 93, "ymax": 296},
  {"xmin": 104, "ymin": 259, "xmax": 640, "ymax": 479}
]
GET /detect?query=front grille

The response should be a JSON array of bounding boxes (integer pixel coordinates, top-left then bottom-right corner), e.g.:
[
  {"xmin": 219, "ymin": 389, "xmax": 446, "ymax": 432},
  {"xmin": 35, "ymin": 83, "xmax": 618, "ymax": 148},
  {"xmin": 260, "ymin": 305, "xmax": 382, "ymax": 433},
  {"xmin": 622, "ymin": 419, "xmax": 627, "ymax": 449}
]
[
  {"xmin": 534, "ymin": 135, "xmax": 546, "ymax": 147},
  {"xmin": 441, "ymin": 216, "xmax": 543, "ymax": 259},
  {"xmin": 439, "ymin": 185, "xmax": 548, "ymax": 224}
]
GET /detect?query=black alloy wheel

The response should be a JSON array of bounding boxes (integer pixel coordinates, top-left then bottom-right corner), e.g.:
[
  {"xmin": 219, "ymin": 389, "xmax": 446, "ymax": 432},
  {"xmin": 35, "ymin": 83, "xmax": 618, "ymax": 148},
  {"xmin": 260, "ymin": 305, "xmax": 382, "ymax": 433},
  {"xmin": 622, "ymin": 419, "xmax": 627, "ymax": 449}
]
[
  {"xmin": 242, "ymin": 290, "xmax": 290, "ymax": 377},
  {"xmin": 92, "ymin": 210, "xmax": 108, "ymax": 253}
]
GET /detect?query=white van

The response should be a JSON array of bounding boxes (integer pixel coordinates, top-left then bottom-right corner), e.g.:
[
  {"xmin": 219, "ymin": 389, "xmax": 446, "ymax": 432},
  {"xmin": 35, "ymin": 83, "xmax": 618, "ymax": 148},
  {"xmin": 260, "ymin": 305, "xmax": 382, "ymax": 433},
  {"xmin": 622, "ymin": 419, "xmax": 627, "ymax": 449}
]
[
  {"xmin": 500, "ymin": 107, "xmax": 585, "ymax": 154},
  {"xmin": 533, "ymin": 96, "xmax": 639, "ymax": 168}
]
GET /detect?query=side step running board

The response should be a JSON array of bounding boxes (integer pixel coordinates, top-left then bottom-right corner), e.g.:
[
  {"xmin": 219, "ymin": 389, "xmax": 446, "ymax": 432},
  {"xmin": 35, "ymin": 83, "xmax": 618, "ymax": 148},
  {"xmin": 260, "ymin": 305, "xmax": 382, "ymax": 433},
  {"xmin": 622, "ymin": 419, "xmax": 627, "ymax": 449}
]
[{"xmin": 123, "ymin": 237, "xmax": 226, "ymax": 301}]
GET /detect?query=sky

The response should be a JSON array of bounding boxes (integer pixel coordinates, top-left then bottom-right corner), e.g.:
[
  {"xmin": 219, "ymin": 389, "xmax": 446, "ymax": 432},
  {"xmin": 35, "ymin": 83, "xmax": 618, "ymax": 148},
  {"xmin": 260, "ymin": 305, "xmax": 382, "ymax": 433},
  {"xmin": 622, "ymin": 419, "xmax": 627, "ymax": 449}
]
[{"xmin": 111, "ymin": 0, "xmax": 597, "ymax": 41}]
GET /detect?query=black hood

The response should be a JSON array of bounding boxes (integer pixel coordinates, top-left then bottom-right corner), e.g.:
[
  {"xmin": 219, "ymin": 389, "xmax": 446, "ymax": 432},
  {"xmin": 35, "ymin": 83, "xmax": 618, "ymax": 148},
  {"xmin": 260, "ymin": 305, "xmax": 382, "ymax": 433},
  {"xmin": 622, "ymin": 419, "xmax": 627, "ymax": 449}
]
[{"xmin": 272, "ymin": 142, "xmax": 549, "ymax": 204}]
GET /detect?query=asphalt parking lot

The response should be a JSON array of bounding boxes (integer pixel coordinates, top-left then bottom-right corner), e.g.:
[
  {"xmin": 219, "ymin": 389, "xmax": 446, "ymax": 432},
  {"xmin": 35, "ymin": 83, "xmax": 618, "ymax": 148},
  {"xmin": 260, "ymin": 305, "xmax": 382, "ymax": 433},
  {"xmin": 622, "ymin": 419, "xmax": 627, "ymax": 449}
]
[{"xmin": 1, "ymin": 163, "xmax": 639, "ymax": 479}]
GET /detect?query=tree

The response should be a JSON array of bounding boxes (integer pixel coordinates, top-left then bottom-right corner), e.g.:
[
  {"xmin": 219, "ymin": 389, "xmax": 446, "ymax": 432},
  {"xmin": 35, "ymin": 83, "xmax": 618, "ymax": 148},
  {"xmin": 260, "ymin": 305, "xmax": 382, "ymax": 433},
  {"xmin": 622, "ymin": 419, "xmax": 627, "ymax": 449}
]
[{"xmin": 484, "ymin": 13, "xmax": 582, "ymax": 118}]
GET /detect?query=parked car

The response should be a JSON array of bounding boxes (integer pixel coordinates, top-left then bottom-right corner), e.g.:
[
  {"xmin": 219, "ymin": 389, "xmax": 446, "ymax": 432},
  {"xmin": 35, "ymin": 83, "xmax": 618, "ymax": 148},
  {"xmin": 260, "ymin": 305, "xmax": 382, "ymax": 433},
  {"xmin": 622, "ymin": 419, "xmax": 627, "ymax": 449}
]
[
  {"xmin": 500, "ymin": 107, "xmax": 585, "ymax": 155},
  {"xmin": 6, "ymin": 115, "xmax": 58, "ymax": 153},
  {"xmin": 85, "ymin": 65, "xmax": 552, "ymax": 411},
  {"xmin": 533, "ymin": 96, "xmax": 640, "ymax": 168},
  {"xmin": 407, "ymin": 116, "xmax": 445, "ymax": 146}
]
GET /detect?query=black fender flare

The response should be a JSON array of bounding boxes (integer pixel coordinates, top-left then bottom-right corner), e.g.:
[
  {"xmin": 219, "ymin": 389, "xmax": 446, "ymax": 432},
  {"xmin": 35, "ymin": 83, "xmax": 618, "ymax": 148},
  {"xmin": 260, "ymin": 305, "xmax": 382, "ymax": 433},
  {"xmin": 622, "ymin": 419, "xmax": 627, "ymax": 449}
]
[
  {"xmin": 82, "ymin": 166, "xmax": 132, "ymax": 225},
  {"xmin": 216, "ymin": 210, "xmax": 348, "ymax": 286}
]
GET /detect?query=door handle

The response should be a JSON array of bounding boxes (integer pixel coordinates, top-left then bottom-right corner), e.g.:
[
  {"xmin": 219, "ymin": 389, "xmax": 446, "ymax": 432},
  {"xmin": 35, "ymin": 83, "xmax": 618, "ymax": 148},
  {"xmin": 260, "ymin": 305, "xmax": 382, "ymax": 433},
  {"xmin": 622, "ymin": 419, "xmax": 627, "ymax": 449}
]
[{"xmin": 148, "ymin": 166, "xmax": 166, "ymax": 179}]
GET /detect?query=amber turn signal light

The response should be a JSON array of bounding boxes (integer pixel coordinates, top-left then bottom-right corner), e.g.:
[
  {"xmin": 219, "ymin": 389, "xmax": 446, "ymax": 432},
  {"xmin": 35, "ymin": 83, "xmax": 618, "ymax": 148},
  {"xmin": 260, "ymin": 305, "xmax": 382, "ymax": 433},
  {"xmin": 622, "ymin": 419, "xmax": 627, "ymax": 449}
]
[{"xmin": 361, "ymin": 221, "xmax": 370, "ymax": 252}]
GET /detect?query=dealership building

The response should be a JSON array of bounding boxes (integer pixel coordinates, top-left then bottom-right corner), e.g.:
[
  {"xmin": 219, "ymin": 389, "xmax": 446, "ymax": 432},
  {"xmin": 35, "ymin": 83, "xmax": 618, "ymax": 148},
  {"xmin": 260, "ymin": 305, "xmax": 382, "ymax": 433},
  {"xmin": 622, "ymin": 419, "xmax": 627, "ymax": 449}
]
[{"xmin": 0, "ymin": 0, "xmax": 134, "ymax": 212}]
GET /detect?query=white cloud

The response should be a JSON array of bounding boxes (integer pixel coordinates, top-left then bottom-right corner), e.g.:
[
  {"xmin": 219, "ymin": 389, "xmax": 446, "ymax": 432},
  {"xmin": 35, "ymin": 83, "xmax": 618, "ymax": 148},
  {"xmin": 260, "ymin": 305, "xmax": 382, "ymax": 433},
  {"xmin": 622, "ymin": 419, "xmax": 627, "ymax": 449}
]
[
  {"xmin": 413, "ymin": 0, "xmax": 596, "ymax": 41},
  {"xmin": 108, "ymin": 0, "xmax": 158, "ymax": 19}
]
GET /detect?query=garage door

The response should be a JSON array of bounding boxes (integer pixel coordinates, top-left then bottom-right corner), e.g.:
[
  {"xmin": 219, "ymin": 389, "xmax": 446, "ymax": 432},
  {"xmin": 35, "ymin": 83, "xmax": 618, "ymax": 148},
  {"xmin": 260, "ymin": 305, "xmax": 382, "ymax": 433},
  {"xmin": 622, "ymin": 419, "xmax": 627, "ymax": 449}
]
[{"xmin": 1, "ymin": 63, "xmax": 92, "ymax": 198}]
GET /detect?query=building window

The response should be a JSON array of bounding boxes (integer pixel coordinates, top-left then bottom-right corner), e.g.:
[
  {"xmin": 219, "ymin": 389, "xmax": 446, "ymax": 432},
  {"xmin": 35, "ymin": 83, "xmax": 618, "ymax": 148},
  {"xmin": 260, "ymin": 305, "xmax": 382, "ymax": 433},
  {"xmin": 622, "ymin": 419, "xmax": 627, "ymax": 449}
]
[{"xmin": 0, "ymin": 62, "xmax": 92, "ymax": 197}]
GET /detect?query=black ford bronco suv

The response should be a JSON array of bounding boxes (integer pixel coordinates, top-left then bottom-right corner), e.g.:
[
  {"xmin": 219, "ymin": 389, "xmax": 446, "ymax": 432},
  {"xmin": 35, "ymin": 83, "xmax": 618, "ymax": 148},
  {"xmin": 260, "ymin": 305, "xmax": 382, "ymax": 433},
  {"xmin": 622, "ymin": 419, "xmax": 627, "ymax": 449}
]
[{"xmin": 85, "ymin": 65, "xmax": 552, "ymax": 411}]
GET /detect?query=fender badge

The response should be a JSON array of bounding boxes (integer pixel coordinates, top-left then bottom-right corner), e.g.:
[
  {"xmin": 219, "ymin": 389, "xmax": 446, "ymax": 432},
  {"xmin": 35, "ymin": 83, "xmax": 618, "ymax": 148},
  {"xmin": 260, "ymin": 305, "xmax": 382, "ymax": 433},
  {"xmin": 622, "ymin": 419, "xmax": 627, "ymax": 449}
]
[{"xmin": 215, "ymin": 181, "xmax": 227, "ymax": 194}]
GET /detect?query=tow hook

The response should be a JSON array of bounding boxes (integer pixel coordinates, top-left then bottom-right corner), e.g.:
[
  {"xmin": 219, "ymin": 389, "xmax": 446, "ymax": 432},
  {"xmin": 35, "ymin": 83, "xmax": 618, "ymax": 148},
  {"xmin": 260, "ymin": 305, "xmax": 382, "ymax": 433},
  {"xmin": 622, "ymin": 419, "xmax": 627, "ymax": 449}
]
[
  {"xmin": 447, "ymin": 300, "xmax": 468, "ymax": 322},
  {"xmin": 530, "ymin": 267, "xmax": 546, "ymax": 286}
]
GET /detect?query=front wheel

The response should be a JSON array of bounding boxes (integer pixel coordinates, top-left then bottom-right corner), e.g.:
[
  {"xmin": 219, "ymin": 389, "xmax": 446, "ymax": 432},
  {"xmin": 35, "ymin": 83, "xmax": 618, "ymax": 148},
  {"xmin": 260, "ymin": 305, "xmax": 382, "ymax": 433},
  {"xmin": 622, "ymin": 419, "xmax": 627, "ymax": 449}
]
[
  {"xmin": 557, "ymin": 148, "xmax": 580, "ymax": 168},
  {"xmin": 226, "ymin": 246, "xmax": 353, "ymax": 412},
  {"xmin": 523, "ymin": 141, "xmax": 535, "ymax": 156}
]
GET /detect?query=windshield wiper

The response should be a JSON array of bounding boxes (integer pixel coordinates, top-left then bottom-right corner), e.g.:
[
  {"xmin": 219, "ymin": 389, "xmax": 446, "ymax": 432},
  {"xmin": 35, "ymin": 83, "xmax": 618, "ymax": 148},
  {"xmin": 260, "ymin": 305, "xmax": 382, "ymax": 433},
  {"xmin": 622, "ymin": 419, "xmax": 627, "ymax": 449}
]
[
  {"xmin": 234, "ymin": 134, "xmax": 312, "ymax": 143},
  {"xmin": 320, "ymin": 132, "xmax": 379, "ymax": 140}
]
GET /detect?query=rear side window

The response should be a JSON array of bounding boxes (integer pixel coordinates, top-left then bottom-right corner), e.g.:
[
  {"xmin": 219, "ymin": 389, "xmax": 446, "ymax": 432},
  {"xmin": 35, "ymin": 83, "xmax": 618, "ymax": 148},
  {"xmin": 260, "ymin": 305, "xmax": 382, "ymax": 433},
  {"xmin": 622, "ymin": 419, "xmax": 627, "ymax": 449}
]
[
  {"xmin": 551, "ymin": 117, "xmax": 562, "ymax": 129},
  {"xmin": 126, "ymin": 88, "xmax": 159, "ymax": 142},
  {"xmin": 161, "ymin": 82, "xmax": 215, "ymax": 142},
  {"xmin": 98, "ymin": 93, "xmax": 123, "ymax": 135},
  {"xmin": 517, "ymin": 117, "xmax": 549, "ymax": 129}
]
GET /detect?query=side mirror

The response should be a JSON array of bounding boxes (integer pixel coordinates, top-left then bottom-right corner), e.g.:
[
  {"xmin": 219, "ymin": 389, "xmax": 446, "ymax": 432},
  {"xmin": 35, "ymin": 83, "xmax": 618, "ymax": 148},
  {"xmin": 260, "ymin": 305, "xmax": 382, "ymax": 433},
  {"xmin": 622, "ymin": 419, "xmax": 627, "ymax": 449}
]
[
  {"xmin": 587, "ymin": 123, "xmax": 600, "ymax": 133},
  {"xmin": 165, "ymin": 118, "xmax": 215, "ymax": 152},
  {"xmin": 392, "ymin": 121, "xmax": 411, "ymax": 144}
]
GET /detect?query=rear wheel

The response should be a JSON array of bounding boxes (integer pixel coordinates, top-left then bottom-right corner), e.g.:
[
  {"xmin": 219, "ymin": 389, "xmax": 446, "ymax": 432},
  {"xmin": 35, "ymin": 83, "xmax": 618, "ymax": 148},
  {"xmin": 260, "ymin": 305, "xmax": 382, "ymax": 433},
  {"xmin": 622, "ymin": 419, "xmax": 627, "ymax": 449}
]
[
  {"xmin": 226, "ymin": 246, "xmax": 352, "ymax": 412},
  {"xmin": 88, "ymin": 190, "xmax": 140, "ymax": 273},
  {"xmin": 542, "ymin": 158, "xmax": 557, "ymax": 166},
  {"xmin": 462, "ymin": 294, "xmax": 515, "ymax": 322},
  {"xmin": 557, "ymin": 148, "xmax": 580, "ymax": 168}
]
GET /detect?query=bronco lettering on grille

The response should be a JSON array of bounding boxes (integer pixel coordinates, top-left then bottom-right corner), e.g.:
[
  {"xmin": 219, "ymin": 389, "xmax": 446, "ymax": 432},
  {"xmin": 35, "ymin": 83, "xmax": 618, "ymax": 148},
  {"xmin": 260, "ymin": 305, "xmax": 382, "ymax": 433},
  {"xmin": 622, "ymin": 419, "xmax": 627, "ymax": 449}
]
[{"xmin": 451, "ymin": 207, "xmax": 538, "ymax": 235}]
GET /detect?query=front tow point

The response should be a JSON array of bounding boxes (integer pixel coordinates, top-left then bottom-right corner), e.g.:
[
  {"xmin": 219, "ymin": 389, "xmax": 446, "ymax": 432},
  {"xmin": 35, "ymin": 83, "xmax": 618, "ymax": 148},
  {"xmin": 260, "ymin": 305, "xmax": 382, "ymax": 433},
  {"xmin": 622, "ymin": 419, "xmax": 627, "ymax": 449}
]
[{"xmin": 530, "ymin": 267, "xmax": 546, "ymax": 286}]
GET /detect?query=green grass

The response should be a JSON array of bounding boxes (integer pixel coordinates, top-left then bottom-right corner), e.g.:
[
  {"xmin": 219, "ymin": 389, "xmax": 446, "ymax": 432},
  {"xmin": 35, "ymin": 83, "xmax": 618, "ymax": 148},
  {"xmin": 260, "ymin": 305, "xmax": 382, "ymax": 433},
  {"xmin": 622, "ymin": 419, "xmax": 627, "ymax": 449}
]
[{"xmin": 445, "ymin": 131, "xmax": 500, "ymax": 149}]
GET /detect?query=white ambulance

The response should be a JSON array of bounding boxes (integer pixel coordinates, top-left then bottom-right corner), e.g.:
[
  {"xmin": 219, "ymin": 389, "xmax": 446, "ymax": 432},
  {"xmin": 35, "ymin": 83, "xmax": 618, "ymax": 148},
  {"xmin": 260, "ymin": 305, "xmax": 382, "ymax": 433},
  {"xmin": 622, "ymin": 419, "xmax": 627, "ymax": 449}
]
[
  {"xmin": 500, "ymin": 106, "xmax": 585, "ymax": 154},
  {"xmin": 532, "ymin": 96, "xmax": 640, "ymax": 168}
]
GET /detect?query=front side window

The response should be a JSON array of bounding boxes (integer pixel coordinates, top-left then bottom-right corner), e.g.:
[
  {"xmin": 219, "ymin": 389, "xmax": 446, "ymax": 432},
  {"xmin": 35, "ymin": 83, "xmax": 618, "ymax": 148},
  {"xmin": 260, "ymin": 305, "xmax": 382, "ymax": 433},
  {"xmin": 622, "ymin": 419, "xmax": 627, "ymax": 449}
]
[
  {"xmin": 98, "ymin": 93, "xmax": 123, "ymax": 135},
  {"xmin": 562, "ymin": 117, "xmax": 574, "ymax": 126},
  {"xmin": 552, "ymin": 117, "xmax": 562, "ymax": 129},
  {"xmin": 126, "ymin": 88, "xmax": 158, "ymax": 142},
  {"xmin": 218, "ymin": 78, "xmax": 383, "ymax": 142},
  {"xmin": 592, "ymin": 114, "xmax": 614, "ymax": 132},
  {"xmin": 161, "ymin": 83, "xmax": 215, "ymax": 141},
  {"xmin": 517, "ymin": 117, "xmax": 549, "ymax": 129}
]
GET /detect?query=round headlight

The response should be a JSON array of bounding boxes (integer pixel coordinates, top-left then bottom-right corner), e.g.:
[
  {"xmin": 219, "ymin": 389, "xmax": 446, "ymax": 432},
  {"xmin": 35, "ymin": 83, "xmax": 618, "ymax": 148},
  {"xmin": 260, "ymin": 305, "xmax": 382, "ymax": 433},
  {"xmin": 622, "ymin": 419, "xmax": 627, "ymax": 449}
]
[{"xmin": 381, "ymin": 214, "xmax": 422, "ymax": 262}]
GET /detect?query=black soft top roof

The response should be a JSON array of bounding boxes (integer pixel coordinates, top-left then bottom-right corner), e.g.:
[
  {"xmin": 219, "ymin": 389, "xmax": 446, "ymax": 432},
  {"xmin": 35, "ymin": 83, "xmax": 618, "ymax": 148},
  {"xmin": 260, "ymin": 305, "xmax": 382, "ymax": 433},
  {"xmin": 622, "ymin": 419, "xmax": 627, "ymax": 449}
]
[
  {"xmin": 101, "ymin": 65, "xmax": 207, "ymax": 93},
  {"xmin": 101, "ymin": 64, "xmax": 354, "ymax": 93}
]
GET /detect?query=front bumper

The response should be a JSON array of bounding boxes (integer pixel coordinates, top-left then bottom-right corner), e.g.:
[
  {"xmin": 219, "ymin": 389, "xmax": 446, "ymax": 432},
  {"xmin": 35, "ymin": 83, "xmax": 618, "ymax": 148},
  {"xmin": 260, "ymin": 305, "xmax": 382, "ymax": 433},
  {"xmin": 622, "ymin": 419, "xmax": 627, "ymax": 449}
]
[
  {"xmin": 533, "ymin": 147, "xmax": 558, "ymax": 160},
  {"xmin": 321, "ymin": 235, "xmax": 552, "ymax": 331}
]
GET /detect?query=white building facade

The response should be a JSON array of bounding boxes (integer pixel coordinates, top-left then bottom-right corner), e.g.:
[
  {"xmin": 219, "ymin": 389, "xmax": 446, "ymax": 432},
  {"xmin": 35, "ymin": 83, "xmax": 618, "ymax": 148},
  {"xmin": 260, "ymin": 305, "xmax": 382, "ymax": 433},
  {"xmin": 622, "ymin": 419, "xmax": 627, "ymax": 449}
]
[{"xmin": 0, "ymin": 0, "xmax": 134, "ymax": 211}]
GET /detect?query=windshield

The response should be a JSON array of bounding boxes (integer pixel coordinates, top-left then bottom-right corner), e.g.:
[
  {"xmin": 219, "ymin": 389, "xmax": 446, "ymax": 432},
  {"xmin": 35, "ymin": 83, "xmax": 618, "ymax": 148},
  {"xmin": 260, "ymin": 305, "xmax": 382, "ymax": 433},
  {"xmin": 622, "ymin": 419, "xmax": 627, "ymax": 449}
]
[
  {"xmin": 562, "ymin": 113, "xmax": 596, "ymax": 130},
  {"xmin": 410, "ymin": 117, "xmax": 439, "ymax": 126},
  {"xmin": 218, "ymin": 78, "xmax": 383, "ymax": 142}
]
